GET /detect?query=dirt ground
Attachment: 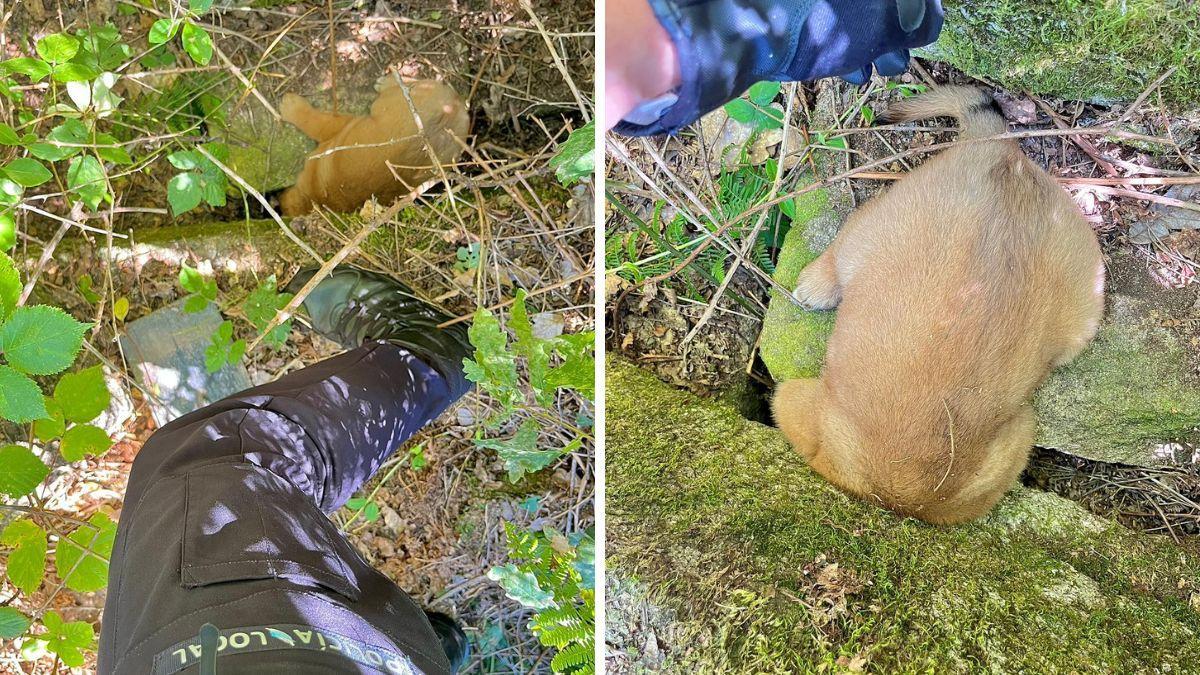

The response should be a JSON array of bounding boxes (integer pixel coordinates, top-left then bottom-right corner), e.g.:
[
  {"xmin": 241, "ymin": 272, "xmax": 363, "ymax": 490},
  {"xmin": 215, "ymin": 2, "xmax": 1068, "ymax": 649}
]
[{"xmin": 0, "ymin": 1, "xmax": 593, "ymax": 673}]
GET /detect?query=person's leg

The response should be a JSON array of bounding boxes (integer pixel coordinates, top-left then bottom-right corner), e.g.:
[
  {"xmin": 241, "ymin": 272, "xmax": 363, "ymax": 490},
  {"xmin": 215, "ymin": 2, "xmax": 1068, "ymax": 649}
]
[{"xmin": 99, "ymin": 267, "xmax": 472, "ymax": 675}]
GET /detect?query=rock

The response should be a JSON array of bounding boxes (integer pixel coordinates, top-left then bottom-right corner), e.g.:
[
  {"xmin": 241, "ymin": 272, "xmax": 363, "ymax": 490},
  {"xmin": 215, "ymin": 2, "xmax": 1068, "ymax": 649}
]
[
  {"xmin": 1034, "ymin": 250, "xmax": 1200, "ymax": 465},
  {"xmin": 922, "ymin": 0, "xmax": 1199, "ymax": 110},
  {"xmin": 697, "ymin": 105, "xmax": 805, "ymax": 174},
  {"xmin": 119, "ymin": 300, "xmax": 254, "ymax": 426},
  {"xmin": 93, "ymin": 367, "xmax": 135, "ymax": 437},
  {"xmin": 606, "ymin": 358, "xmax": 1200, "ymax": 672},
  {"xmin": 1129, "ymin": 185, "xmax": 1200, "ymax": 243}
]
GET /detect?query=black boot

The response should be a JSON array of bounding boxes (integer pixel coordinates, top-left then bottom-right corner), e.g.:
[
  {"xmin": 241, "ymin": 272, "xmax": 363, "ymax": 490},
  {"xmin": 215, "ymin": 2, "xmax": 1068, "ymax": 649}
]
[
  {"xmin": 425, "ymin": 612, "xmax": 471, "ymax": 673},
  {"xmin": 286, "ymin": 265, "xmax": 473, "ymax": 398}
]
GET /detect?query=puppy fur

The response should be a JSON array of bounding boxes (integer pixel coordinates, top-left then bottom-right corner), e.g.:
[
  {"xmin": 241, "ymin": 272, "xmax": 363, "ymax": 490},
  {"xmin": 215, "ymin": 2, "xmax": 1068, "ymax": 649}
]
[
  {"xmin": 772, "ymin": 86, "xmax": 1104, "ymax": 525},
  {"xmin": 279, "ymin": 77, "xmax": 469, "ymax": 216}
]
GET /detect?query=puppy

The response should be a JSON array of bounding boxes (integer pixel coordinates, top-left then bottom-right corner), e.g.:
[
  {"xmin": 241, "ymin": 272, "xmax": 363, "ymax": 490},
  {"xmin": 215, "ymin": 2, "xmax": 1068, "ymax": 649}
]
[
  {"xmin": 279, "ymin": 77, "xmax": 469, "ymax": 216},
  {"xmin": 772, "ymin": 87, "xmax": 1104, "ymax": 525}
]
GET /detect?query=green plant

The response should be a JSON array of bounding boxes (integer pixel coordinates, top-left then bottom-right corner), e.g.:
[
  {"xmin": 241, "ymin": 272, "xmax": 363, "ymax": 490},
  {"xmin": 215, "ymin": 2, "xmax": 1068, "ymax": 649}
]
[
  {"xmin": 488, "ymin": 524, "xmax": 595, "ymax": 675},
  {"xmin": 606, "ymin": 159, "xmax": 794, "ymax": 303},
  {"xmin": 463, "ymin": 290, "xmax": 594, "ymax": 481},
  {"xmin": 0, "ymin": 251, "xmax": 117, "ymax": 665},
  {"xmin": 177, "ymin": 263, "xmax": 294, "ymax": 372},
  {"xmin": 724, "ymin": 81, "xmax": 784, "ymax": 131},
  {"xmin": 548, "ymin": 119, "xmax": 595, "ymax": 186},
  {"xmin": 147, "ymin": 0, "xmax": 218, "ymax": 67}
]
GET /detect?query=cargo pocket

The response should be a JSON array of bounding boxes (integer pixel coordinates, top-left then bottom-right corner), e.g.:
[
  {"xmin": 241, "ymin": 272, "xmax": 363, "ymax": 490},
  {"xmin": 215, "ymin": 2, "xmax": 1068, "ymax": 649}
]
[{"xmin": 180, "ymin": 462, "xmax": 361, "ymax": 602}]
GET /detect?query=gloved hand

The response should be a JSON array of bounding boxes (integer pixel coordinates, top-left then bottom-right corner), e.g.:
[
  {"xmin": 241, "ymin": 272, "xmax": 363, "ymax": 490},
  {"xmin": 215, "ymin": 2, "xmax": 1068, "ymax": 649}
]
[{"xmin": 614, "ymin": 0, "xmax": 943, "ymax": 136}]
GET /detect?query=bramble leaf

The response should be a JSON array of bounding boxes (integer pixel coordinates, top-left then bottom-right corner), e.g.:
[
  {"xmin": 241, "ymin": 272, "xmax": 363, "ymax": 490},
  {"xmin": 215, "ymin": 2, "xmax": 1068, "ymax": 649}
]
[
  {"xmin": 55, "ymin": 513, "xmax": 116, "ymax": 593},
  {"xmin": 60, "ymin": 424, "xmax": 111, "ymax": 462},
  {"xmin": 53, "ymin": 365, "xmax": 110, "ymax": 424},
  {"xmin": 1, "ymin": 519, "xmax": 47, "ymax": 594},
  {"xmin": 0, "ymin": 445, "xmax": 49, "ymax": 497}
]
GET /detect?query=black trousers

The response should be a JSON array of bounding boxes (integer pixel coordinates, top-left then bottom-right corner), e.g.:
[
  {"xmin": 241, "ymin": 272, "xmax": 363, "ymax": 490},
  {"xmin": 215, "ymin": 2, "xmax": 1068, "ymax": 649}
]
[{"xmin": 98, "ymin": 341, "xmax": 461, "ymax": 674}]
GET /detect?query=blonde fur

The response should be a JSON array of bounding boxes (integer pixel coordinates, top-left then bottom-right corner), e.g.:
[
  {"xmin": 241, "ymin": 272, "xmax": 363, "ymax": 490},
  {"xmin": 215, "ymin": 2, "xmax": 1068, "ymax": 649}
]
[
  {"xmin": 279, "ymin": 77, "xmax": 469, "ymax": 216},
  {"xmin": 772, "ymin": 86, "xmax": 1104, "ymax": 525}
]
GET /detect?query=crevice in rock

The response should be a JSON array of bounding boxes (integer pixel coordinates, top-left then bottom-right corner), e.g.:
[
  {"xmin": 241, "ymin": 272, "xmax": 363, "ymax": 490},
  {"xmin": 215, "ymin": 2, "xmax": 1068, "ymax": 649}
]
[{"xmin": 1021, "ymin": 445, "xmax": 1200, "ymax": 539}]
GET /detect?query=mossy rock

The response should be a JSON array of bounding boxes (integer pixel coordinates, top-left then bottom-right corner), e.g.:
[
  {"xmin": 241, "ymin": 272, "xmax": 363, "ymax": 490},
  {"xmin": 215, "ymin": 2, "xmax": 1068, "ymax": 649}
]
[
  {"xmin": 1034, "ymin": 251, "xmax": 1200, "ymax": 464},
  {"xmin": 607, "ymin": 357, "xmax": 1200, "ymax": 673},
  {"xmin": 221, "ymin": 77, "xmax": 380, "ymax": 194},
  {"xmin": 925, "ymin": 0, "xmax": 1200, "ymax": 109}
]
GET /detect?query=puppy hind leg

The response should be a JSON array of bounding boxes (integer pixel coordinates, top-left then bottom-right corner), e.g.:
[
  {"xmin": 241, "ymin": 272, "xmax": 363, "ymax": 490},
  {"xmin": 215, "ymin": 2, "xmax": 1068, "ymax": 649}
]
[
  {"xmin": 771, "ymin": 378, "xmax": 825, "ymax": 460},
  {"xmin": 792, "ymin": 249, "xmax": 842, "ymax": 310},
  {"xmin": 281, "ymin": 93, "xmax": 357, "ymax": 143}
]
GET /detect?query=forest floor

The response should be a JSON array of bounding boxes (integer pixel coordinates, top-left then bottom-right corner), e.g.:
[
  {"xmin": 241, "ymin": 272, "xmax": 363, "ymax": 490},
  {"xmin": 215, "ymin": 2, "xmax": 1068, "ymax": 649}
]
[{"xmin": 1, "ymin": 1, "xmax": 593, "ymax": 672}]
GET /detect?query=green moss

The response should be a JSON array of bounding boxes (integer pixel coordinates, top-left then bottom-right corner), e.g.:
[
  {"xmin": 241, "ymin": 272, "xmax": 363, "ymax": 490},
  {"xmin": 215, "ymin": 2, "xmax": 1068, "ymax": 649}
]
[
  {"xmin": 927, "ymin": 0, "xmax": 1200, "ymax": 109},
  {"xmin": 607, "ymin": 358, "xmax": 1200, "ymax": 673},
  {"xmin": 759, "ymin": 188, "xmax": 836, "ymax": 380},
  {"xmin": 1034, "ymin": 304, "xmax": 1200, "ymax": 463}
]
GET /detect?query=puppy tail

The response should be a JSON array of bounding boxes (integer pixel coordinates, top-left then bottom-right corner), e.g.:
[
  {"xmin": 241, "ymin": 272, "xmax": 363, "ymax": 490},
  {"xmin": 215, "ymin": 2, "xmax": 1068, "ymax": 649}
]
[{"xmin": 881, "ymin": 86, "xmax": 1006, "ymax": 141}]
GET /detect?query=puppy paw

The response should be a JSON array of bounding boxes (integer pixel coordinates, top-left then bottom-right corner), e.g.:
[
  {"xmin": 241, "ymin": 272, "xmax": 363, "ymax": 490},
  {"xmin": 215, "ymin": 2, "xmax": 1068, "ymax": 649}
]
[
  {"xmin": 280, "ymin": 93, "xmax": 309, "ymax": 123},
  {"xmin": 792, "ymin": 266, "xmax": 841, "ymax": 310}
]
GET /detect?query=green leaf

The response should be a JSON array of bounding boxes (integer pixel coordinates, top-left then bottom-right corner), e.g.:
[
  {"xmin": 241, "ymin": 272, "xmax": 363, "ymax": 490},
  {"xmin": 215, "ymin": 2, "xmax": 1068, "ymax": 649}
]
[
  {"xmin": 474, "ymin": 419, "xmax": 565, "ymax": 482},
  {"xmin": 47, "ymin": 119, "xmax": 87, "ymax": 148},
  {"xmin": 548, "ymin": 119, "xmax": 594, "ymax": 186},
  {"xmin": 0, "ymin": 305, "xmax": 89, "ymax": 375},
  {"xmin": 228, "ymin": 338, "xmax": 246, "ymax": 364},
  {"xmin": 0, "ymin": 123, "xmax": 20, "ymax": 145},
  {"xmin": 0, "ymin": 607, "xmax": 30, "ymax": 639},
  {"xmin": 42, "ymin": 610, "xmax": 95, "ymax": 668},
  {"xmin": 509, "ymin": 290, "xmax": 551, "ymax": 403},
  {"xmin": 190, "ymin": 0, "xmax": 215, "ymax": 13},
  {"xmin": 60, "ymin": 424, "xmax": 111, "ymax": 462},
  {"xmin": 0, "ymin": 445, "xmax": 49, "ymax": 497},
  {"xmin": 723, "ymin": 98, "xmax": 758, "ymax": 124},
  {"xmin": 167, "ymin": 172, "xmax": 203, "ymax": 215},
  {"xmin": 546, "ymin": 332, "xmax": 595, "ymax": 400},
  {"xmin": 77, "ymin": 273, "xmax": 101, "ymax": 303},
  {"xmin": 204, "ymin": 342, "xmax": 226, "ymax": 373},
  {"xmin": 408, "ymin": 444, "xmax": 427, "ymax": 471},
  {"xmin": 181, "ymin": 23, "xmax": 214, "ymax": 66},
  {"xmin": 28, "ymin": 142, "xmax": 73, "ymax": 162},
  {"xmin": 0, "ymin": 251, "xmax": 17, "ymax": 322},
  {"xmin": 51, "ymin": 62, "xmax": 99, "ymax": 83},
  {"xmin": 178, "ymin": 263, "xmax": 204, "ymax": 293},
  {"xmin": 487, "ymin": 564, "xmax": 557, "ymax": 610},
  {"xmin": 1, "ymin": 519, "xmax": 47, "ymax": 594},
  {"xmin": 113, "ymin": 296, "xmax": 129, "ymax": 321},
  {"xmin": 748, "ymin": 80, "xmax": 781, "ymax": 106},
  {"xmin": 33, "ymin": 397, "xmax": 65, "ymax": 441},
  {"xmin": 95, "ymin": 133, "xmax": 132, "ymax": 164},
  {"xmin": 2, "ymin": 157, "xmax": 52, "ymax": 187},
  {"xmin": 0, "ymin": 212, "xmax": 14, "ymax": 251},
  {"xmin": 242, "ymin": 277, "xmax": 292, "ymax": 348},
  {"xmin": 36, "ymin": 34, "xmax": 80, "ymax": 63},
  {"xmin": 0, "ymin": 366, "xmax": 45, "ymax": 422},
  {"xmin": 54, "ymin": 365, "xmax": 110, "ymax": 424},
  {"xmin": 148, "ymin": 19, "xmax": 181, "ymax": 46},
  {"xmin": 183, "ymin": 294, "xmax": 210, "ymax": 313},
  {"xmin": 860, "ymin": 105, "xmax": 876, "ymax": 125},
  {"xmin": 463, "ymin": 307, "xmax": 521, "ymax": 410},
  {"xmin": 167, "ymin": 150, "xmax": 200, "ymax": 171},
  {"xmin": 67, "ymin": 155, "xmax": 107, "ymax": 209},
  {"xmin": 1, "ymin": 57, "xmax": 52, "ymax": 81},
  {"xmin": 55, "ymin": 513, "xmax": 116, "ymax": 593}
]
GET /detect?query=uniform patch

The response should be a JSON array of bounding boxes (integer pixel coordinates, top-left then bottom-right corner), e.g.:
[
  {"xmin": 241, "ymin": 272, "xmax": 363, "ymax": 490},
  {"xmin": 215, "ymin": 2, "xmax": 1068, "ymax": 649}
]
[{"xmin": 150, "ymin": 623, "xmax": 424, "ymax": 675}]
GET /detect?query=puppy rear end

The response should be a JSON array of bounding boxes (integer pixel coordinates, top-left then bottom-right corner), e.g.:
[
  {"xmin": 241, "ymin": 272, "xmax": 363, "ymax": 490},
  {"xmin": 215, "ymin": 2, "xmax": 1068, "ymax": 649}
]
[{"xmin": 773, "ymin": 86, "xmax": 1103, "ymax": 525}]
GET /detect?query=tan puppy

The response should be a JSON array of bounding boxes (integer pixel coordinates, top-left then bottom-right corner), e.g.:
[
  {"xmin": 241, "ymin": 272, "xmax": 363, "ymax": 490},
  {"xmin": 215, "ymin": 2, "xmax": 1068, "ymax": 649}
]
[
  {"xmin": 279, "ymin": 77, "xmax": 469, "ymax": 216},
  {"xmin": 772, "ymin": 87, "xmax": 1104, "ymax": 525}
]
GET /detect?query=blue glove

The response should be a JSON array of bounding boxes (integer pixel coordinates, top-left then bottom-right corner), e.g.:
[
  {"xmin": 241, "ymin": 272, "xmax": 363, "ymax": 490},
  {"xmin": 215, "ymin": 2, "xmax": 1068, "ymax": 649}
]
[{"xmin": 614, "ymin": 0, "xmax": 943, "ymax": 136}]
